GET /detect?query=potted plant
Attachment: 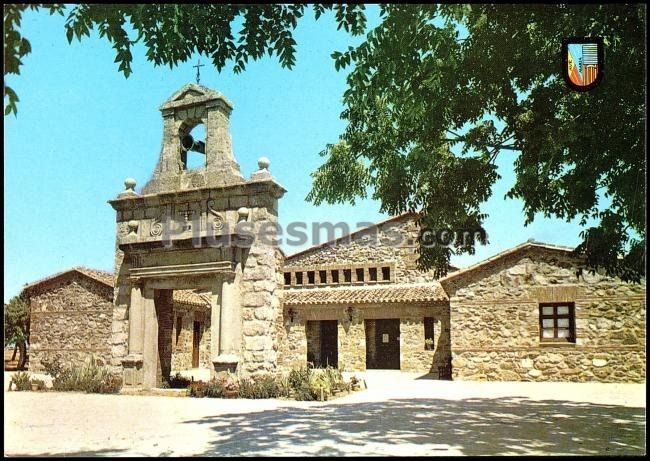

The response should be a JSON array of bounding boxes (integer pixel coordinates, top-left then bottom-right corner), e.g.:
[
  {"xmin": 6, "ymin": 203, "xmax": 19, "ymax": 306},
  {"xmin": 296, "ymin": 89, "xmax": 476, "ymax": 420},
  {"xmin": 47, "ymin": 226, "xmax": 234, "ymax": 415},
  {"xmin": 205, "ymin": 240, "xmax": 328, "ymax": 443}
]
[{"xmin": 30, "ymin": 378, "xmax": 46, "ymax": 391}]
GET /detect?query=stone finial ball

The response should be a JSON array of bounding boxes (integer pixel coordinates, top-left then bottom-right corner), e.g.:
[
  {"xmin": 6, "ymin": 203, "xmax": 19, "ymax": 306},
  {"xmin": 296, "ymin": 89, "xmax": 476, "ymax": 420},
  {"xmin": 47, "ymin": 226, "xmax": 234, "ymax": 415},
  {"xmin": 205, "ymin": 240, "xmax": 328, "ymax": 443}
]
[
  {"xmin": 124, "ymin": 178, "xmax": 137, "ymax": 190},
  {"xmin": 237, "ymin": 207, "xmax": 250, "ymax": 219},
  {"xmin": 257, "ymin": 157, "xmax": 270, "ymax": 170}
]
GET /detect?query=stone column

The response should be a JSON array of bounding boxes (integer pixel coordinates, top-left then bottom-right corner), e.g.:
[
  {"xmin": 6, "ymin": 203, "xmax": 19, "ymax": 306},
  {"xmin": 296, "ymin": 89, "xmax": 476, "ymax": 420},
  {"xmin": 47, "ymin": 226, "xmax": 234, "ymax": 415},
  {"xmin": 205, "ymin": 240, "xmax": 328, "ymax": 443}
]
[
  {"xmin": 210, "ymin": 279, "xmax": 222, "ymax": 374},
  {"xmin": 122, "ymin": 281, "xmax": 145, "ymax": 388},
  {"xmin": 214, "ymin": 263, "xmax": 242, "ymax": 371},
  {"xmin": 128, "ymin": 283, "xmax": 145, "ymax": 355},
  {"xmin": 142, "ymin": 287, "xmax": 159, "ymax": 389}
]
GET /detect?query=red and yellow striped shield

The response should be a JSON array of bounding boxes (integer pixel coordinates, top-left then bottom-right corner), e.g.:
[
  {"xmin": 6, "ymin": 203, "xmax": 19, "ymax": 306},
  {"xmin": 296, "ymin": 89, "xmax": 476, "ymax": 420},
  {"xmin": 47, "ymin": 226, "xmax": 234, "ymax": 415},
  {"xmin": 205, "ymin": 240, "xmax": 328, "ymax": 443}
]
[{"xmin": 562, "ymin": 38, "xmax": 604, "ymax": 91}]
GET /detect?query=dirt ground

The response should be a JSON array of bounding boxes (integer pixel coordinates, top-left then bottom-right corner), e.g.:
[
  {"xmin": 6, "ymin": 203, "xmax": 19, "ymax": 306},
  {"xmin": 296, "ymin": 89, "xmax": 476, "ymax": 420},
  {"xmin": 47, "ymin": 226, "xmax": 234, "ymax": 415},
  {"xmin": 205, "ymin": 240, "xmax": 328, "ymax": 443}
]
[{"xmin": 4, "ymin": 371, "xmax": 646, "ymax": 456}]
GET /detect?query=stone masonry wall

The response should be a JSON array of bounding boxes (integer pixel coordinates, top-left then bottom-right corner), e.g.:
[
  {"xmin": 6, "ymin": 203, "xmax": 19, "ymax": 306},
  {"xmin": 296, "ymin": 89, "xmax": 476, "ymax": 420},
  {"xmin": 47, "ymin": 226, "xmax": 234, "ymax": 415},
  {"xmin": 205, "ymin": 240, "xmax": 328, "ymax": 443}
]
[
  {"xmin": 285, "ymin": 214, "xmax": 441, "ymax": 284},
  {"xmin": 239, "ymin": 200, "xmax": 283, "ymax": 377},
  {"xmin": 444, "ymin": 247, "xmax": 646, "ymax": 382},
  {"xmin": 170, "ymin": 304, "xmax": 211, "ymax": 371},
  {"xmin": 277, "ymin": 303, "xmax": 451, "ymax": 375},
  {"xmin": 28, "ymin": 274, "xmax": 113, "ymax": 372}
]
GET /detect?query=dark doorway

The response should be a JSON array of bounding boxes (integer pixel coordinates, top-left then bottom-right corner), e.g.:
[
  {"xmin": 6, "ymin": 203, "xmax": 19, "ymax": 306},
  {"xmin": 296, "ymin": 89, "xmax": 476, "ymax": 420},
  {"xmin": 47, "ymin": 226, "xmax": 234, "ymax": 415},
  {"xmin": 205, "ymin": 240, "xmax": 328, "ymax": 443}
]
[
  {"xmin": 319, "ymin": 320, "xmax": 338, "ymax": 368},
  {"xmin": 192, "ymin": 321, "xmax": 202, "ymax": 368},
  {"xmin": 365, "ymin": 318, "xmax": 400, "ymax": 369}
]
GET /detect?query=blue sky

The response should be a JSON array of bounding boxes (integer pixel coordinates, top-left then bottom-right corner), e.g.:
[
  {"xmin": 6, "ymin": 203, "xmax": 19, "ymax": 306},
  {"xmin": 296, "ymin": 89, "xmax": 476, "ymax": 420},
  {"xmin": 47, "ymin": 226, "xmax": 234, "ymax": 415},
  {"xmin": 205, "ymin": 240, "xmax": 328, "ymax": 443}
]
[{"xmin": 4, "ymin": 6, "xmax": 592, "ymax": 302}]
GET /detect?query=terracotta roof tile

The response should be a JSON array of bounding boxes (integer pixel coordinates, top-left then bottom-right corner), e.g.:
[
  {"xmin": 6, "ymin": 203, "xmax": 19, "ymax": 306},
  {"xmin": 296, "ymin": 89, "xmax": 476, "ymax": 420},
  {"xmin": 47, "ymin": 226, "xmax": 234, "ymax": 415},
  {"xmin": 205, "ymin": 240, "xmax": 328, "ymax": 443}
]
[
  {"xmin": 21, "ymin": 267, "xmax": 209, "ymax": 307},
  {"xmin": 284, "ymin": 283, "xmax": 448, "ymax": 306},
  {"xmin": 172, "ymin": 290, "xmax": 211, "ymax": 307}
]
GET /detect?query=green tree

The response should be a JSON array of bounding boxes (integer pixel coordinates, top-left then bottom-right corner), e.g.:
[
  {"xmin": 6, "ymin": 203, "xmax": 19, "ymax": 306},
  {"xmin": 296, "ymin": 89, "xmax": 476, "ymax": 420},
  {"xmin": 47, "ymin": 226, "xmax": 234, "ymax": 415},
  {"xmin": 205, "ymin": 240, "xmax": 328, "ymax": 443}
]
[
  {"xmin": 308, "ymin": 4, "xmax": 646, "ymax": 280},
  {"xmin": 4, "ymin": 296, "xmax": 30, "ymax": 370},
  {"xmin": 4, "ymin": 4, "xmax": 645, "ymax": 281}
]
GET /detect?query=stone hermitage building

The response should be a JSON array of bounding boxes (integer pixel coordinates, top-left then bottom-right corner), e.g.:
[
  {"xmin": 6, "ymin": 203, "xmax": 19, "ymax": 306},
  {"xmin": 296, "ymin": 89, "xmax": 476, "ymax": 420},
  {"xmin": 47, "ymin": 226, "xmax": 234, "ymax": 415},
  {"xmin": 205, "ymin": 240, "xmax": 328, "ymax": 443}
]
[{"xmin": 21, "ymin": 84, "xmax": 646, "ymax": 388}]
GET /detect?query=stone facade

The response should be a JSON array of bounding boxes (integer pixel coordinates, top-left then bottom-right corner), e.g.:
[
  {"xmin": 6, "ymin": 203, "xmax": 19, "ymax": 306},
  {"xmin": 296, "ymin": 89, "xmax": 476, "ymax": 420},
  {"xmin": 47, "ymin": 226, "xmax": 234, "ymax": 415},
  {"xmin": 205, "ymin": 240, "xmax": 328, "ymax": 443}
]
[
  {"xmin": 441, "ymin": 244, "xmax": 646, "ymax": 383},
  {"xmin": 20, "ymin": 84, "xmax": 645, "ymax": 386},
  {"xmin": 25, "ymin": 270, "xmax": 114, "ymax": 372},
  {"xmin": 279, "ymin": 214, "xmax": 454, "ymax": 376},
  {"xmin": 109, "ymin": 83, "xmax": 285, "ymax": 388},
  {"xmin": 285, "ymin": 213, "xmax": 443, "ymax": 284},
  {"xmin": 278, "ymin": 302, "xmax": 451, "ymax": 375}
]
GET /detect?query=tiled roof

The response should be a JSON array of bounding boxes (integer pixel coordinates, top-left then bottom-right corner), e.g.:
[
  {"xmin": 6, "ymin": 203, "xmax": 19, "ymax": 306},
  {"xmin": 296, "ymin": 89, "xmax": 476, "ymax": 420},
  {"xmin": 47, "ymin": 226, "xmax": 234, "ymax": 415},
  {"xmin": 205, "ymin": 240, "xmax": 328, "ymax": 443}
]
[
  {"xmin": 21, "ymin": 267, "xmax": 209, "ymax": 307},
  {"xmin": 284, "ymin": 283, "xmax": 448, "ymax": 306},
  {"xmin": 172, "ymin": 290, "xmax": 211, "ymax": 307},
  {"xmin": 75, "ymin": 267, "xmax": 115, "ymax": 287}
]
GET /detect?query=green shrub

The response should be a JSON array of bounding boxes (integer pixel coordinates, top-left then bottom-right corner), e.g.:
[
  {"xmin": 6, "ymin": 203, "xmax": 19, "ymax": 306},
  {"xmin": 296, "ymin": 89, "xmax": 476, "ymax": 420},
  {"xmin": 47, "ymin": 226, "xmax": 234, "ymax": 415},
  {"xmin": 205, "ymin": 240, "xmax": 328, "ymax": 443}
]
[
  {"xmin": 238, "ymin": 375, "xmax": 280, "ymax": 399},
  {"xmin": 287, "ymin": 366, "xmax": 316, "ymax": 401},
  {"xmin": 48, "ymin": 355, "xmax": 122, "ymax": 394},
  {"xmin": 205, "ymin": 379, "xmax": 226, "ymax": 398},
  {"xmin": 321, "ymin": 366, "xmax": 344, "ymax": 391},
  {"xmin": 277, "ymin": 374, "xmax": 291, "ymax": 398},
  {"xmin": 293, "ymin": 385, "xmax": 316, "ymax": 401},
  {"xmin": 10, "ymin": 371, "xmax": 31, "ymax": 391},
  {"xmin": 42, "ymin": 360, "xmax": 65, "ymax": 381},
  {"xmin": 187, "ymin": 379, "xmax": 227, "ymax": 398},
  {"xmin": 288, "ymin": 366, "xmax": 311, "ymax": 389}
]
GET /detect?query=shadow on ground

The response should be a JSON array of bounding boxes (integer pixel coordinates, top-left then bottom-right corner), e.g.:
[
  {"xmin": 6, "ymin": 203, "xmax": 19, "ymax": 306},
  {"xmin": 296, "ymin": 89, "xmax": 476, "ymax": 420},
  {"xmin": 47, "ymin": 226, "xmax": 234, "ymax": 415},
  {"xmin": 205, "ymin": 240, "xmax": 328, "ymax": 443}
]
[
  {"xmin": 182, "ymin": 397, "xmax": 645, "ymax": 456},
  {"xmin": 10, "ymin": 448, "xmax": 129, "ymax": 457}
]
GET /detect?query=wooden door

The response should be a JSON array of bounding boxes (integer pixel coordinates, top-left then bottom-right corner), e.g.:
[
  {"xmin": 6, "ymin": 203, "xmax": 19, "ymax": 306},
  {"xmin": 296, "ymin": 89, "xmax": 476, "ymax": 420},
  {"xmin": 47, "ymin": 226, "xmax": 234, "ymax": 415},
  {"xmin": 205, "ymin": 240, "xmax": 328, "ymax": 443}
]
[
  {"xmin": 319, "ymin": 320, "xmax": 338, "ymax": 368},
  {"xmin": 366, "ymin": 319, "xmax": 400, "ymax": 369}
]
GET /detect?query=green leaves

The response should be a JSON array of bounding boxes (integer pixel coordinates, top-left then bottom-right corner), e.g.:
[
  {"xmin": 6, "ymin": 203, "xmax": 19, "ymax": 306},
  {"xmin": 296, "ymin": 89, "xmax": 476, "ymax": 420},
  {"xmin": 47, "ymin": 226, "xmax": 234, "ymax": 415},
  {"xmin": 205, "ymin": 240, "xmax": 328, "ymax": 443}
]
[
  {"xmin": 310, "ymin": 4, "xmax": 646, "ymax": 280},
  {"xmin": 4, "ymin": 4, "xmax": 366, "ymax": 114},
  {"xmin": 4, "ymin": 4, "xmax": 645, "ymax": 281},
  {"xmin": 4, "ymin": 295, "xmax": 29, "ymax": 346}
]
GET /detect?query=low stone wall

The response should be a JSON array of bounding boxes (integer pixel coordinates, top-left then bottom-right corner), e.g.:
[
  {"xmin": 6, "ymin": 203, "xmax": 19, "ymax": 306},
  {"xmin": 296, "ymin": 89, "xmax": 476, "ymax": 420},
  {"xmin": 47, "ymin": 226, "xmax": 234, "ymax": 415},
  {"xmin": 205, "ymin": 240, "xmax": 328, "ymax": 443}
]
[
  {"xmin": 452, "ymin": 348, "xmax": 646, "ymax": 383},
  {"xmin": 28, "ymin": 275, "xmax": 114, "ymax": 372}
]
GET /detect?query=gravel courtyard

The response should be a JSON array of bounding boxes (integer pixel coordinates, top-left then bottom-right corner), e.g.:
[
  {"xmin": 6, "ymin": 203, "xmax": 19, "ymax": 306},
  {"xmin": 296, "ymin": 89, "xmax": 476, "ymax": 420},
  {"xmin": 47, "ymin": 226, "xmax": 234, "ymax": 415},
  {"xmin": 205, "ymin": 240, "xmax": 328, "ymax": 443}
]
[{"xmin": 4, "ymin": 372, "xmax": 646, "ymax": 456}]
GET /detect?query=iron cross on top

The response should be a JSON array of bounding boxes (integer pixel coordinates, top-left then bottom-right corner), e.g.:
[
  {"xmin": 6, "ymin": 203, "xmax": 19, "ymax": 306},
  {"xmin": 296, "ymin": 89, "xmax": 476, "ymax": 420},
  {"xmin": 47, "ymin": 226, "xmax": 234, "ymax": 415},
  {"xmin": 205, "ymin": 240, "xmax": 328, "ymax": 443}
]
[{"xmin": 193, "ymin": 59, "xmax": 205, "ymax": 84}]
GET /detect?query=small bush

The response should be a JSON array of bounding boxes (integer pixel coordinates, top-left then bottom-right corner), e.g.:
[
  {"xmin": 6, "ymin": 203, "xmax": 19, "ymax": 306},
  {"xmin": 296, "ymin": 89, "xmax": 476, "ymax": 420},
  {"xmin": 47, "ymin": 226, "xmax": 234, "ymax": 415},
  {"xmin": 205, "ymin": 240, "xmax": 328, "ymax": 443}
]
[
  {"xmin": 188, "ymin": 381, "xmax": 208, "ymax": 398},
  {"xmin": 288, "ymin": 366, "xmax": 311, "ymax": 389},
  {"xmin": 277, "ymin": 374, "xmax": 291, "ymax": 398},
  {"xmin": 187, "ymin": 378, "xmax": 227, "ymax": 398},
  {"xmin": 293, "ymin": 385, "xmax": 316, "ymax": 401},
  {"xmin": 48, "ymin": 355, "xmax": 122, "ymax": 394},
  {"xmin": 205, "ymin": 379, "xmax": 226, "ymax": 398},
  {"xmin": 42, "ymin": 360, "xmax": 65, "ymax": 381},
  {"xmin": 238, "ymin": 375, "xmax": 280, "ymax": 399},
  {"xmin": 10, "ymin": 371, "xmax": 31, "ymax": 391},
  {"xmin": 169, "ymin": 372, "xmax": 192, "ymax": 389}
]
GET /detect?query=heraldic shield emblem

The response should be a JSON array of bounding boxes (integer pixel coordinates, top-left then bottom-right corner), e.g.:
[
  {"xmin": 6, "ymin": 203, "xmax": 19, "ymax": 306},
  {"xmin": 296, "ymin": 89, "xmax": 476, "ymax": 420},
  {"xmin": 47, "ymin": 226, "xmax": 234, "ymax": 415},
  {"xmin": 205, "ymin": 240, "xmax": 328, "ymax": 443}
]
[{"xmin": 562, "ymin": 37, "xmax": 604, "ymax": 91}]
